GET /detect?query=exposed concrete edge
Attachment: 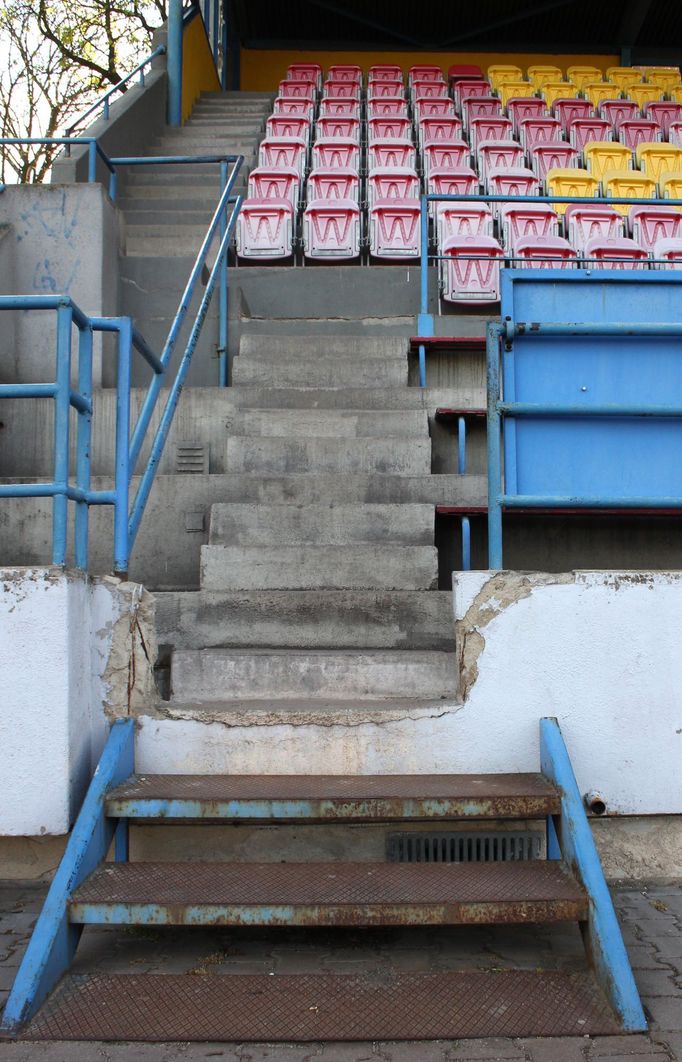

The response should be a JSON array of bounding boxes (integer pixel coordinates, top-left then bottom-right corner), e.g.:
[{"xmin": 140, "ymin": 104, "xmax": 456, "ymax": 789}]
[{"xmin": 135, "ymin": 699, "xmax": 463, "ymax": 729}]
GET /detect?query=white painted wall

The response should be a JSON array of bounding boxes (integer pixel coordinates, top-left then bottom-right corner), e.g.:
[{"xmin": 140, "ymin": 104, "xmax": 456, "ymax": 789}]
[
  {"xmin": 0, "ymin": 567, "xmax": 155, "ymax": 836},
  {"xmin": 136, "ymin": 571, "xmax": 682, "ymax": 818}
]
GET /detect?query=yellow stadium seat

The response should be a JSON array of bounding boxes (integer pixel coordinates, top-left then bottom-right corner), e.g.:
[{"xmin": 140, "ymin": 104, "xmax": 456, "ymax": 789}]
[
  {"xmin": 488, "ymin": 65, "xmax": 523, "ymax": 87},
  {"xmin": 527, "ymin": 65, "xmax": 563, "ymax": 89},
  {"xmin": 636, "ymin": 144, "xmax": 682, "ymax": 181},
  {"xmin": 627, "ymin": 84, "xmax": 663, "ymax": 109},
  {"xmin": 583, "ymin": 82, "xmax": 613, "ymax": 107},
  {"xmin": 670, "ymin": 86, "xmax": 682, "ymax": 104},
  {"xmin": 584, "ymin": 142, "xmax": 633, "ymax": 182},
  {"xmin": 567, "ymin": 65, "xmax": 604, "ymax": 90},
  {"xmin": 498, "ymin": 81, "xmax": 537, "ymax": 107},
  {"xmin": 541, "ymin": 81, "xmax": 577, "ymax": 108},
  {"xmin": 660, "ymin": 173, "xmax": 682, "ymax": 209},
  {"xmin": 546, "ymin": 168, "xmax": 599, "ymax": 214},
  {"xmin": 645, "ymin": 68, "xmax": 681, "ymax": 93},
  {"xmin": 603, "ymin": 169, "xmax": 657, "ymax": 214},
  {"xmin": 606, "ymin": 66, "xmax": 646, "ymax": 91}
]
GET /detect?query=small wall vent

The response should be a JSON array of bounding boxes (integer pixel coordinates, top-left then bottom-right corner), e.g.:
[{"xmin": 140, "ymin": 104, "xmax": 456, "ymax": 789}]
[
  {"xmin": 387, "ymin": 831, "xmax": 542, "ymax": 864},
  {"xmin": 174, "ymin": 442, "xmax": 208, "ymax": 474}
]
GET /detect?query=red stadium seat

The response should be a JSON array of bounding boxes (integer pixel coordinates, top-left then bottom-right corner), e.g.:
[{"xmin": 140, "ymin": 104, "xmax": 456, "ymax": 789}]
[
  {"xmin": 237, "ymin": 198, "xmax": 294, "ymax": 260},
  {"xmin": 258, "ymin": 137, "xmax": 308, "ymax": 177},
  {"xmin": 319, "ymin": 99, "xmax": 361, "ymax": 118},
  {"xmin": 422, "ymin": 140, "xmax": 470, "ymax": 177},
  {"xmin": 437, "ymin": 204, "xmax": 493, "ymax": 242},
  {"xmin": 507, "ymin": 97, "xmax": 548, "ymax": 133},
  {"xmin": 367, "ymin": 98, "xmax": 409, "ymax": 118},
  {"xmin": 409, "ymin": 65, "xmax": 445, "ymax": 86},
  {"xmin": 323, "ymin": 80, "xmax": 361, "ymax": 100},
  {"xmin": 368, "ymin": 116, "xmax": 413, "ymax": 143},
  {"xmin": 564, "ymin": 205, "xmax": 625, "ymax": 252},
  {"xmin": 600, "ymin": 100, "xmax": 639, "ymax": 127},
  {"xmin": 307, "ymin": 168, "xmax": 361, "ymax": 204},
  {"xmin": 529, "ymin": 143, "xmax": 579, "ymax": 180},
  {"xmin": 518, "ymin": 117, "xmax": 562, "ymax": 151},
  {"xmin": 653, "ymin": 236, "xmax": 682, "ymax": 267},
  {"xmin": 370, "ymin": 198, "xmax": 421, "ymax": 258},
  {"xmin": 412, "ymin": 81, "xmax": 449, "ymax": 103},
  {"xmin": 367, "ymin": 168, "xmax": 420, "ymax": 208},
  {"xmin": 629, "ymin": 205, "xmax": 682, "ymax": 252},
  {"xmin": 583, "ymin": 235, "xmax": 648, "ymax": 268},
  {"xmin": 327, "ymin": 65, "xmax": 362, "ymax": 83},
  {"xmin": 274, "ymin": 97, "xmax": 314, "ymax": 122},
  {"xmin": 248, "ymin": 166, "xmax": 300, "ymax": 209},
  {"xmin": 368, "ymin": 80, "xmax": 405, "ymax": 99},
  {"xmin": 316, "ymin": 116, "xmax": 361, "ymax": 142},
  {"xmin": 418, "ymin": 117, "xmax": 464, "ymax": 151},
  {"xmin": 368, "ymin": 65, "xmax": 403, "ymax": 83},
  {"xmin": 266, "ymin": 116, "xmax": 311, "ymax": 142},
  {"xmin": 449, "ymin": 64, "xmax": 485, "ymax": 83},
  {"xmin": 617, "ymin": 119, "xmax": 662, "ymax": 150},
  {"xmin": 369, "ymin": 139, "xmax": 417, "ymax": 170},
  {"xmin": 554, "ymin": 98, "xmax": 594, "ymax": 131},
  {"xmin": 312, "ymin": 138, "xmax": 361, "ymax": 171},
  {"xmin": 414, "ymin": 98, "xmax": 456, "ymax": 121},
  {"xmin": 452, "ymin": 79, "xmax": 492, "ymax": 110},
  {"xmin": 514, "ymin": 234, "xmax": 577, "ymax": 267},
  {"xmin": 568, "ymin": 118, "xmax": 612, "ymax": 151},
  {"xmin": 668, "ymin": 122, "xmax": 682, "ymax": 148},
  {"xmin": 498, "ymin": 203, "xmax": 559, "ymax": 249},
  {"xmin": 440, "ymin": 235, "xmax": 503, "ymax": 303},
  {"xmin": 303, "ymin": 199, "xmax": 361, "ymax": 260},
  {"xmin": 477, "ymin": 141, "xmax": 524, "ymax": 182},
  {"xmin": 487, "ymin": 168, "xmax": 540, "ymax": 210},
  {"xmin": 469, "ymin": 116, "xmax": 514, "ymax": 149},
  {"xmin": 278, "ymin": 79, "xmax": 316, "ymax": 100},
  {"xmin": 427, "ymin": 167, "xmax": 479, "ymax": 197},
  {"xmin": 286, "ymin": 64, "xmax": 322, "ymax": 90},
  {"xmin": 645, "ymin": 102, "xmax": 682, "ymax": 137}
]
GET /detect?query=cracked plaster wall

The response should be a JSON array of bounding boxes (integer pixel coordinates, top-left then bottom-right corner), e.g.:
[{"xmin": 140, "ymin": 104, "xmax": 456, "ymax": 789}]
[{"xmin": 0, "ymin": 567, "xmax": 156, "ymax": 836}]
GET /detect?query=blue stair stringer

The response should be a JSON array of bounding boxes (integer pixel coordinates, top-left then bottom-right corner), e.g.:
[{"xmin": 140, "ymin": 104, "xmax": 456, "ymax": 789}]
[{"xmin": 0, "ymin": 716, "xmax": 646, "ymax": 1037}]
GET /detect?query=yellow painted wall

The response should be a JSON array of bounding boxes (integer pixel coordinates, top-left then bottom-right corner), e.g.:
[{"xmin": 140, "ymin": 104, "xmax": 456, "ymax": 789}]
[
  {"xmin": 182, "ymin": 14, "xmax": 220, "ymax": 122},
  {"xmin": 240, "ymin": 48, "xmax": 619, "ymax": 92}
]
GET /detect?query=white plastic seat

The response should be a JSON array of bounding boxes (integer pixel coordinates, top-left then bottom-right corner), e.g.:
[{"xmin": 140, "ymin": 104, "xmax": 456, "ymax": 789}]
[
  {"xmin": 367, "ymin": 99, "xmax": 409, "ymax": 118},
  {"xmin": 368, "ymin": 139, "xmax": 417, "ymax": 170},
  {"xmin": 248, "ymin": 166, "xmax": 300, "ymax": 209},
  {"xmin": 303, "ymin": 198, "xmax": 361, "ymax": 260},
  {"xmin": 368, "ymin": 116, "xmax": 413, "ymax": 143},
  {"xmin": 367, "ymin": 168, "xmax": 420, "ymax": 209},
  {"xmin": 258, "ymin": 137, "xmax": 307, "ymax": 178},
  {"xmin": 583, "ymin": 235, "xmax": 648, "ymax": 269},
  {"xmin": 437, "ymin": 204, "xmax": 493, "ymax": 245},
  {"xmin": 318, "ymin": 99, "xmax": 361, "ymax": 118},
  {"xmin": 629, "ymin": 205, "xmax": 682, "ymax": 252},
  {"xmin": 498, "ymin": 203, "xmax": 559, "ymax": 250},
  {"xmin": 507, "ymin": 97, "xmax": 548, "ymax": 132},
  {"xmin": 514, "ymin": 234, "xmax": 577, "ymax": 267},
  {"xmin": 477, "ymin": 141, "xmax": 524, "ymax": 183},
  {"xmin": 518, "ymin": 117, "xmax": 562, "ymax": 151},
  {"xmin": 236, "ymin": 198, "xmax": 294, "ymax": 260},
  {"xmin": 564, "ymin": 204, "xmax": 625, "ymax": 253},
  {"xmin": 312, "ymin": 138, "xmax": 361, "ymax": 171},
  {"xmin": 307, "ymin": 167, "xmax": 361, "ymax": 204},
  {"xmin": 422, "ymin": 140, "xmax": 470, "ymax": 178},
  {"xmin": 469, "ymin": 116, "xmax": 514, "ymax": 149},
  {"xmin": 369, "ymin": 198, "xmax": 421, "ymax": 259},
  {"xmin": 487, "ymin": 168, "xmax": 540, "ymax": 218},
  {"xmin": 529, "ymin": 143, "xmax": 579, "ymax": 180},
  {"xmin": 316, "ymin": 116, "xmax": 361, "ymax": 142},
  {"xmin": 266, "ymin": 116, "xmax": 311, "ymax": 142},
  {"xmin": 653, "ymin": 236, "xmax": 682, "ymax": 268},
  {"xmin": 568, "ymin": 118, "xmax": 612, "ymax": 151},
  {"xmin": 440, "ymin": 235, "xmax": 503, "ymax": 304}
]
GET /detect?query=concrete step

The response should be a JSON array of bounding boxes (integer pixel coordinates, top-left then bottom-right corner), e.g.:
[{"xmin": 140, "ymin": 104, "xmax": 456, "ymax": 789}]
[
  {"xmin": 229, "ymin": 408, "xmax": 428, "ymax": 436},
  {"xmin": 170, "ymin": 647, "xmax": 457, "ymax": 701},
  {"xmin": 121, "ymin": 209, "xmax": 220, "ymax": 225},
  {"xmin": 152, "ymin": 136, "xmax": 257, "ymax": 148},
  {"xmin": 208, "ymin": 503, "xmax": 434, "ymax": 545},
  {"xmin": 123, "ymin": 162, "xmax": 253, "ymax": 177},
  {"xmin": 125, "ymin": 227, "xmax": 228, "ymax": 256},
  {"xmin": 118, "ymin": 191, "xmax": 236, "ymax": 205},
  {"xmin": 226, "ymin": 386, "xmax": 485, "ymax": 412},
  {"xmin": 155, "ymin": 590, "xmax": 454, "ymax": 651},
  {"xmin": 225, "ymin": 437, "xmax": 430, "ymax": 474},
  {"xmin": 200, "ymin": 544, "xmax": 438, "ymax": 590},
  {"xmin": 124, "ymin": 172, "xmax": 225, "ymax": 187},
  {"xmin": 231, "ymin": 354, "xmax": 408, "ymax": 388},
  {"xmin": 164, "ymin": 122, "xmax": 263, "ymax": 133},
  {"xmin": 239, "ymin": 333, "xmax": 408, "ymax": 360}
]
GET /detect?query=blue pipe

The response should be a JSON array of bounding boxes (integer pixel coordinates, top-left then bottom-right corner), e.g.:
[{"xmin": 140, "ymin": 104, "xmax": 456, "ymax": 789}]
[
  {"xmin": 219, "ymin": 160, "xmax": 229, "ymax": 386},
  {"xmin": 500, "ymin": 402, "xmax": 682, "ymax": 416},
  {"xmin": 74, "ymin": 325, "xmax": 94, "ymax": 570},
  {"xmin": 461, "ymin": 515, "xmax": 471, "ymax": 571},
  {"xmin": 52, "ymin": 305, "xmax": 73, "ymax": 566},
  {"xmin": 0, "ymin": 383, "xmax": 57, "ymax": 399},
  {"xmin": 508, "ymin": 321, "xmax": 682, "ymax": 340},
  {"xmin": 502, "ymin": 494, "xmax": 682, "ymax": 508},
  {"xmin": 167, "ymin": 0, "xmax": 184, "ymax": 126},
  {"xmin": 486, "ymin": 322, "xmax": 504, "ymax": 570},
  {"xmin": 457, "ymin": 415, "xmax": 467, "ymax": 475},
  {"xmin": 113, "ymin": 319, "xmax": 133, "ymax": 575}
]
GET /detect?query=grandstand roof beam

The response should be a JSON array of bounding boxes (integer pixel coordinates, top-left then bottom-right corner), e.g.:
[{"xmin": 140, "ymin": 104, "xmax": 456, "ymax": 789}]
[
  {"xmin": 440, "ymin": 0, "xmax": 577, "ymax": 47},
  {"xmin": 301, "ymin": 0, "xmax": 426, "ymax": 48},
  {"xmin": 617, "ymin": 0, "xmax": 654, "ymax": 46}
]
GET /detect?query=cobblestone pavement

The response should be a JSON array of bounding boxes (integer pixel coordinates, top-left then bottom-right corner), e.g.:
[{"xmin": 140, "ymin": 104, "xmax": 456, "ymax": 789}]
[{"xmin": 0, "ymin": 880, "xmax": 680, "ymax": 1061}]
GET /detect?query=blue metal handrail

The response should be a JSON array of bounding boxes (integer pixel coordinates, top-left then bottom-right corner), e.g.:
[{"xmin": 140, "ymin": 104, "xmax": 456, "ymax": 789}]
[
  {"xmin": 64, "ymin": 46, "xmax": 166, "ymax": 139},
  {"xmin": 0, "ymin": 150, "xmax": 243, "ymax": 573}
]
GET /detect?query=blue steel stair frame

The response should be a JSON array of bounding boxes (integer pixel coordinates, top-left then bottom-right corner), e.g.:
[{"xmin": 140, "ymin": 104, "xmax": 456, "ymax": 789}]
[{"xmin": 0, "ymin": 718, "xmax": 646, "ymax": 1035}]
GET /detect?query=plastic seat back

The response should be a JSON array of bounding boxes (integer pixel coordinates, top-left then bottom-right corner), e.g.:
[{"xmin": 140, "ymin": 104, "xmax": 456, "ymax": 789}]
[
  {"xmin": 636, "ymin": 144, "xmax": 682, "ymax": 182},
  {"xmin": 554, "ymin": 98, "xmax": 594, "ymax": 130},
  {"xmin": 477, "ymin": 140, "xmax": 524, "ymax": 182},
  {"xmin": 327, "ymin": 65, "xmax": 362, "ymax": 84},
  {"xmin": 422, "ymin": 140, "xmax": 469, "ymax": 177},
  {"xmin": 303, "ymin": 198, "xmax": 361, "ymax": 260},
  {"xmin": 278, "ymin": 79, "xmax": 315, "ymax": 100},
  {"xmin": 411, "ymin": 81, "xmax": 448, "ymax": 102},
  {"xmin": 316, "ymin": 116, "xmax": 361, "ymax": 142},
  {"xmin": 582, "ymin": 81, "xmax": 614, "ymax": 108},
  {"xmin": 542, "ymin": 81, "xmax": 577, "ymax": 108},
  {"xmin": 618, "ymin": 119, "xmax": 662, "ymax": 150},
  {"xmin": 266, "ymin": 116, "xmax": 310, "ymax": 142},
  {"xmin": 602, "ymin": 170, "xmax": 657, "ymax": 215},
  {"xmin": 258, "ymin": 137, "xmax": 307, "ymax": 177},
  {"xmin": 599, "ymin": 100, "xmax": 638, "ymax": 127},
  {"xmin": 319, "ymin": 99, "xmax": 361, "ymax": 118},
  {"xmin": 498, "ymin": 203, "xmax": 559, "ymax": 249},
  {"xmin": 287, "ymin": 64, "xmax": 322, "ymax": 90},
  {"xmin": 629, "ymin": 205, "xmax": 682, "ymax": 251},
  {"xmin": 367, "ymin": 167, "xmax": 420, "ymax": 209},
  {"xmin": 546, "ymin": 167, "xmax": 599, "ymax": 214},
  {"xmin": 452, "ymin": 79, "xmax": 492, "ymax": 109},
  {"xmin": 449, "ymin": 64, "xmax": 484, "ymax": 83},
  {"xmin": 628, "ymin": 85, "xmax": 663, "ymax": 110},
  {"xmin": 646, "ymin": 69, "xmax": 681, "ymax": 93},
  {"xmin": 645, "ymin": 102, "xmax": 682, "ymax": 137},
  {"xmin": 507, "ymin": 97, "xmax": 547, "ymax": 132},
  {"xmin": 415, "ymin": 98, "xmax": 456, "ymax": 121},
  {"xmin": 368, "ymin": 80, "xmax": 404, "ymax": 99},
  {"xmin": 564, "ymin": 204, "xmax": 625, "ymax": 252},
  {"xmin": 237, "ymin": 198, "xmax": 294, "ymax": 260},
  {"xmin": 427, "ymin": 166, "xmax": 479, "ymax": 201},
  {"xmin": 469, "ymin": 115, "xmax": 513, "ymax": 149},
  {"xmin": 518, "ymin": 117, "xmax": 562, "ymax": 151},
  {"xmin": 368, "ymin": 116, "xmax": 413, "ymax": 143},
  {"xmin": 584, "ymin": 142, "xmax": 633, "ymax": 182},
  {"xmin": 498, "ymin": 81, "xmax": 537, "ymax": 107},
  {"xmin": 487, "ymin": 167, "xmax": 540, "ymax": 206},
  {"xmin": 653, "ymin": 236, "xmax": 682, "ymax": 267},
  {"xmin": 370, "ymin": 198, "xmax": 421, "ymax": 258},
  {"xmin": 514, "ymin": 234, "xmax": 577, "ymax": 267},
  {"xmin": 567, "ymin": 66, "xmax": 603, "ymax": 91},
  {"xmin": 323, "ymin": 80, "xmax": 361, "ymax": 100},
  {"xmin": 487, "ymin": 65, "xmax": 523, "ymax": 86},
  {"xmin": 369, "ymin": 65, "xmax": 403, "ymax": 82},
  {"xmin": 606, "ymin": 66, "xmax": 643, "ymax": 91},
  {"xmin": 367, "ymin": 98, "xmax": 409, "ymax": 118},
  {"xmin": 409, "ymin": 65, "xmax": 444, "ymax": 86},
  {"xmin": 274, "ymin": 97, "xmax": 314, "ymax": 121},
  {"xmin": 437, "ymin": 204, "xmax": 493, "ymax": 243},
  {"xmin": 307, "ymin": 168, "xmax": 360, "ymax": 204},
  {"xmin": 583, "ymin": 235, "xmax": 648, "ymax": 268},
  {"xmin": 368, "ymin": 139, "xmax": 417, "ymax": 170},
  {"xmin": 528, "ymin": 65, "xmax": 563, "ymax": 89},
  {"xmin": 418, "ymin": 117, "xmax": 463, "ymax": 150},
  {"xmin": 312, "ymin": 138, "xmax": 361, "ymax": 171},
  {"xmin": 441, "ymin": 234, "xmax": 503, "ymax": 304},
  {"xmin": 668, "ymin": 123, "xmax": 682, "ymax": 149},
  {"xmin": 660, "ymin": 173, "xmax": 682, "ymax": 203},
  {"xmin": 462, "ymin": 97, "xmax": 503, "ymax": 128},
  {"xmin": 248, "ymin": 166, "xmax": 300, "ymax": 209},
  {"xmin": 529, "ymin": 143, "xmax": 579, "ymax": 180},
  {"xmin": 568, "ymin": 118, "xmax": 612, "ymax": 151}
]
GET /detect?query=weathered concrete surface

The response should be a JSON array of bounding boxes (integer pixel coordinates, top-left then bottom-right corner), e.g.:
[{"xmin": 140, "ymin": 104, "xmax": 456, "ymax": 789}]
[
  {"xmin": 225, "ymin": 436, "xmax": 431, "ymax": 474},
  {"xmin": 200, "ymin": 544, "xmax": 439, "ymax": 590},
  {"xmin": 155, "ymin": 589, "xmax": 454, "ymax": 651},
  {"xmin": 209, "ymin": 503, "xmax": 435, "ymax": 545},
  {"xmin": 170, "ymin": 648, "xmax": 458, "ymax": 703},
  {"xmin": 231, "ymin": 352, "xmax": 409, "ymax": 388}
]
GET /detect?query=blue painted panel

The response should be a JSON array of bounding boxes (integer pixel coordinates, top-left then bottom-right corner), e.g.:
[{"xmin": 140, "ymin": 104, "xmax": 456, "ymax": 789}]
[{"xmin": 501, "ymin": 271, "xmax": 682, "ymax": 501}]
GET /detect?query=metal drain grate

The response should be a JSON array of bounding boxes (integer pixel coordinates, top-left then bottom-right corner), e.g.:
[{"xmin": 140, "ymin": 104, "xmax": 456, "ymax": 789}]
[{"xmin": 387, "ymin": 831, "xmax": 542, "ymax": 864}]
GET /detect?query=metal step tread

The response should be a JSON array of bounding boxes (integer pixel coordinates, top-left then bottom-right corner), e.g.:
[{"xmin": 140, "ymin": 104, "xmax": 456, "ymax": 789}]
[
  {"xmin": 68, "ymin": 860, "xmax": 586, "ymax": 926},
  {"xmin": 106, "ymin": 772, "xmax": 560, "ymax": 820},
  {"xmin": 23, "ymin": 970, "xmax": 619, "ymax": 1041}
]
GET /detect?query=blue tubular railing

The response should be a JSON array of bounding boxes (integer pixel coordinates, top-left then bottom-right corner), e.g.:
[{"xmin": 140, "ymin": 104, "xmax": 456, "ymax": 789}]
[
  {"xmin": 417, "ymin": 191, "xmax": 682, "ymax": 388},
  {"xmin": 0, "ymin": 151, "xmax": 243, "ymax": 574},
  {"xmin": 64, "ymin": 46, "xmax": 166, "ymax": 138},
  {"xmin": 0, "ymin": 138, "xmax": 114, "ymax": 184}
]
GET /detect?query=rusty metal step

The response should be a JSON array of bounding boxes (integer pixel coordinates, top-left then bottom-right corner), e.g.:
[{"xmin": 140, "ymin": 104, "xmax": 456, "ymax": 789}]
[
  {"xmin": 68, "ymin": 861, "xmax": 586, "ymax": 927},
  {"xmin": 106, "ymin": 772, "xmax": 560, "ymax": 821},
  {"xmin": 23, "ymin": 970, "xmax": 620, "ymax": 1041}
]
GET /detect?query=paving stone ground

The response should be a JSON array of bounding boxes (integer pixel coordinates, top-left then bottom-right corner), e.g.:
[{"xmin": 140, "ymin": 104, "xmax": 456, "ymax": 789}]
[{"xmin": 0, "ymin": 880, "xmax": 680, "ymax": 1061}]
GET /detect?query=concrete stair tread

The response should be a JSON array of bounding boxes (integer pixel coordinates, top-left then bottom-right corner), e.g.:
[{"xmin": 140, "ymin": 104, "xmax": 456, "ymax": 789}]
[
  {"xmin": 229, "ymin": 408, "xmax": 429, "ymax": 437},
  {"xmin": 22, "ymin": 970, "xmax": 620, "ymax": 1040},
  {"xmin": 69, "ymin": 861, "xmax": 586, "ymax": 925},
  {"xmin": 208, "ymin": 503, "xmax": 434, "ymax": 546},
  {"xmin": 225, "ymin": 437, "xmax": 430, "ymax": 475},
  {"xmin": 152, "ymin": 696, "xmax": 461, "ymax": 726},
  {"xmin": 239, "ymin": 334, "xmax": 408, "ymax": 358}
]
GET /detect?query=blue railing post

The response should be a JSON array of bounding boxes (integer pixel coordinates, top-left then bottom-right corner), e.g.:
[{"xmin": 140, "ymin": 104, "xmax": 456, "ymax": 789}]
[
  {"xmin": 74, "ymin": 324, "xmax": 94, "ymax": 570},
  {"xmin": 52, "ymin": 304, "xmax": 73, "ymax": 566},
  {"xmin": 461, "ymin": 515, "xmax": 471, "ymax": 571},
  {"xmin": 219, "ymin": 160, "xmax": 229, "ymax": 386},
  {"xmin": 87, "ymin": 141, "xmax": 97, "ymax": 183},
  {"xmin": 487, "ymin": 322, "xmax": 504, "ymax": 570},
  {"xmin": 417, "ymin": 195, "xmax": 433, "ymax": 387},
  {"xmin": 168, "ymin": 0, "xmax": 184, "ymax": 126},
  {"xmin": 114, "ymin": 319, "xmax": 133, "ymax": 576}
]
